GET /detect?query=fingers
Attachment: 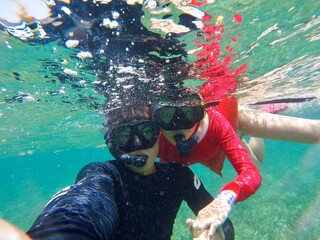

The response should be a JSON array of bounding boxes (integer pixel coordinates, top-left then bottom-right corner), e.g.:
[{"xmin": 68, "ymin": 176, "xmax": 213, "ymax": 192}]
[
  {"xmin": 194, "ymin": 229, "xmax": 222, "ymax": 240},
  {"xmin": 192, "ymin": 220, "xmax": 209, "ymax": 230},
  {"xmin": 208, "ymin": 222, "xmax": 219, "ymax": 239},
  {"xmin": 196, "ymin": 230, "xmax": 209, "ymax": 240},
  {"xmin": 186, "ymin": 218, "xmax": 195, "ymax": 229},
  {"xmin": 188, "ymin": 218, "xmax": 224, "ymax": 240},
  {"xmin": 187, "ymin": 218, "xmax": 220, "ymax": 240},
  {"xmin": 187, "ymin": 218, "xmax": 204, "ymax": 238}
]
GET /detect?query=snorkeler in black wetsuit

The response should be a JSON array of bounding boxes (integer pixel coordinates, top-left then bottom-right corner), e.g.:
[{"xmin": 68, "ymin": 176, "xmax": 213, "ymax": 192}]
[
  {"xmin": 26, "ymin": 105, "xmax": 234, "ymax": 240},
  {"xmin": 1, "ymin": 2, "xmax": 234, "ymax": 239}
]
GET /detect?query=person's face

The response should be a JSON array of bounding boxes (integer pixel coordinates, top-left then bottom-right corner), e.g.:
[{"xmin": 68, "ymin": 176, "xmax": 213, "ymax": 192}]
[
  {"xmin": 127, "ymin": 138, "xmax": 159, "ymax": 175},
  {"xmin": 161, "ymin": 126, "xmax": 196, "ymax": 145}
]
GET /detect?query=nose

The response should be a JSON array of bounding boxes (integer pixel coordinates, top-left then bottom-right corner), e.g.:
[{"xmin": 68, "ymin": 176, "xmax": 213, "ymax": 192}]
[{"xmin": 133, "ymin": 135, "xmax": 142, "ymax": 146}]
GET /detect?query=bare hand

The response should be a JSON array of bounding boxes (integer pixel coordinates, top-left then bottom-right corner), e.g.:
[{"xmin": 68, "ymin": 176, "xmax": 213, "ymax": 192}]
[
  {"xmin": 186, "ymin": 219, "xmax": 226, "ymax": 240},
  {"xmin": 186, "ymin": 191, "xmax": 236, "ymax": 239}
]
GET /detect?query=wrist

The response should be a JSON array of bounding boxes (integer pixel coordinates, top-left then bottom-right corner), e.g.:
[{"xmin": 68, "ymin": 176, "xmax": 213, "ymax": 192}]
[{"xmin": 217, "ymin": 190, "xmax": 237, "ymax": 206}]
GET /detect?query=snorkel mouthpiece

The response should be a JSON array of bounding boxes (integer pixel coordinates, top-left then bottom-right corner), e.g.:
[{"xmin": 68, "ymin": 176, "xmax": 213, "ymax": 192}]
[
  {"xmin": 120, "ymin": 154, "xmax": 148, "ymax": 167},
  {"xmin": 107, "ymin": 140, "xmax": 148, "ymax": 167},
  {"xmin": 174, "ymin": 134, "xmax": 198, "ymax": 157},
  {"xmin": 173, "ymin": 113, "xmax": 208, "ymax": 157}
]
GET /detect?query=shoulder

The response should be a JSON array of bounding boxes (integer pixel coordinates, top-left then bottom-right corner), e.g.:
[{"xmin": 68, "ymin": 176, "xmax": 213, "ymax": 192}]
[
  {"xmin": 205, "ymin": 107, "xmax": 225, "ymax": 131},
  {"xmin": 206, "ymin": 107, "xmax": 224, "ymax": 119},
  {"xmin": 76, "ymin": 160, "xmax": 120, "ymax": 183},
  {"xmin": 206, "ymin": 107, "xmax": 233, "ymax": 131}
]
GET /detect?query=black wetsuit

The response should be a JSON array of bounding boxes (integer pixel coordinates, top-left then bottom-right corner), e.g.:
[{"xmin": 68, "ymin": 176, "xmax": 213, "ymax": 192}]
[{"xmin": 27, "ymin": 161, "xmax": 234, "ymax": 240}]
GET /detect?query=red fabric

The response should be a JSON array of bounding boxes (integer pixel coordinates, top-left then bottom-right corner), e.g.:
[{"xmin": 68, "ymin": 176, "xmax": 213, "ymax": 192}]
[
  {"xmin": 215, "ymin": 97, "xmax": 238, "ymax": 131},
  {"xmin": 158, "ymin": 107, "xmax": 261, "ymax": 202},
  {"xmin": 193, "ymin": 21, "xmax": 247, "ymax": 102}
]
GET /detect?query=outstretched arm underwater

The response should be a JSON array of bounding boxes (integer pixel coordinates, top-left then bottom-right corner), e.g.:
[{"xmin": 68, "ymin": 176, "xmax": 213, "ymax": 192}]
[
  {"xmin": 238, "ymin": 106, "xmax": 320, "ymax": 144},
  {"xmin": 237, "ymin": 106, "xmax": 320, "ymax": 169}
]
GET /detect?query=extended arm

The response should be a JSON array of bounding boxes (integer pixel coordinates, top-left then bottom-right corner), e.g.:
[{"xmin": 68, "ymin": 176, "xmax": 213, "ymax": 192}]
[
  {"xmin": 238, "ymin": 106, "xmax": 320, "ymax": 143},
  {"xmin": 27, "ymin": 162, "xmax": 120, "ymax": 240},
  {"xmin": 213, "ymin": 111, "xmax": 262, "ymax": 202},
  {"xmin": 182, "ymin": 166, "xmax": 235, "ymax": 240},
  {"xmin": 188, "ymin": 110, "xmax": 261, "ymax": 239}
]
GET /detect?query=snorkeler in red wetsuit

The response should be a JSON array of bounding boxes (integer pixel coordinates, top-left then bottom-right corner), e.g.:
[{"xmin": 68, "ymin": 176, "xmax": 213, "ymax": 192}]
[
  {"xmin": 157, "ymin": 96, "xmax": 260, "ymax": 202},
  {"xmin": 154, "ymin": 94, "xmax": 261, "ymax": 239}
]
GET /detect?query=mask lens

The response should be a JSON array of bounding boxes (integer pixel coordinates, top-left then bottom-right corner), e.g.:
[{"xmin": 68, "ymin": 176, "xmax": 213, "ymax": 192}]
[
  {"xmin": 137, "ymin": 122, "xmax": 157, "ymax": 141},
  {"xmin": 154, "ymin": 106, "xmax": 176, "ymax": 125},
  {"xmin": 110, "ymin": 121, "xmax": 159, "ymax": 152},
  {"xmin": 155, "ymin": 105, "xmax": 204, "ymax": 130},
  {"xmin": 181, "ymin": 106, "xmax": 204, "ymax": 123},
  {"xmin": 111, "ymin": 126, "xmax": 131, "ymax": 147}
]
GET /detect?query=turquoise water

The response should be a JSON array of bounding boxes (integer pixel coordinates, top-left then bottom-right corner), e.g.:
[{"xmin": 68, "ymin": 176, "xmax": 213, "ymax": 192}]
[
  {"xmin": 1, "ymin": 0, "xmax": 320, "ymax": 239},
  {"xmin": 0, "ymin": 138, "xmax": 319, "ymax": 239}
]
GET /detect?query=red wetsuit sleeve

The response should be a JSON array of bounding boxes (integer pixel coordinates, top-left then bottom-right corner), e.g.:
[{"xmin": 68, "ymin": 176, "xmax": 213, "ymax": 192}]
[{"xmin": 210, "ymin": 110, "xmax": 262, "ymax": 202}]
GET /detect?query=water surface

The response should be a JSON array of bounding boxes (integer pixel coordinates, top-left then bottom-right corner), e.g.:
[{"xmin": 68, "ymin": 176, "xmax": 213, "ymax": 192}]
[{"xmin": 0, "ymin": 0, "xmax": 320, "ymax": 239}]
